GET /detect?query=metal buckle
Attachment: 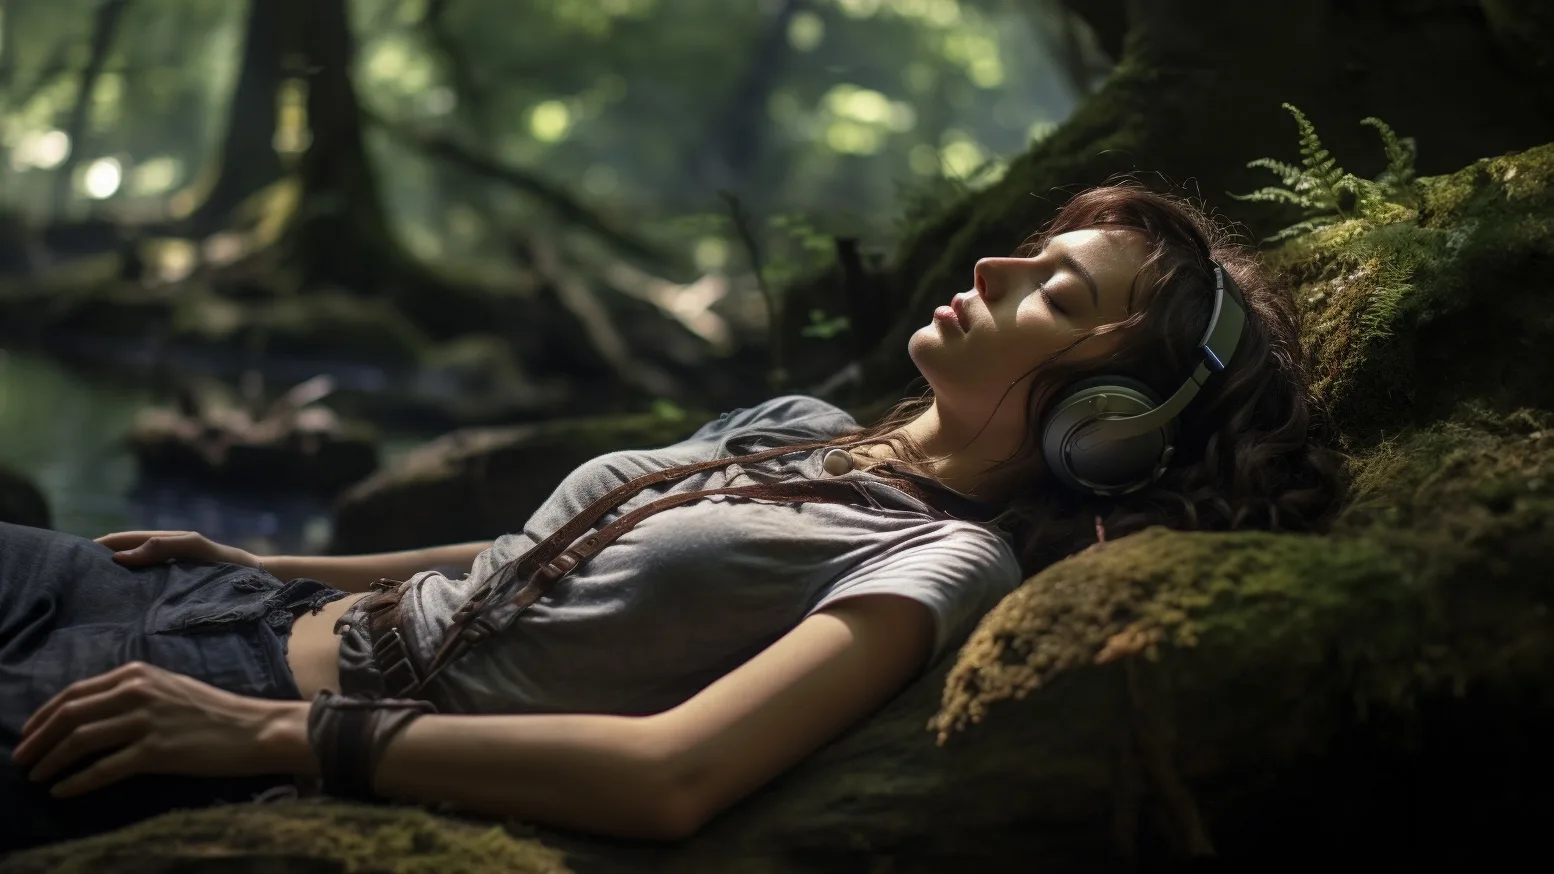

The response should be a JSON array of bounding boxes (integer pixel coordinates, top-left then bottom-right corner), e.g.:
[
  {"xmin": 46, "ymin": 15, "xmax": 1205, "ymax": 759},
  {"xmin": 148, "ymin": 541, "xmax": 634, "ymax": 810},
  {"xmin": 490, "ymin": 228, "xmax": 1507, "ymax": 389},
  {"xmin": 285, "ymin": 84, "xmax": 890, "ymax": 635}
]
[{"xmin": 371, "ymin": 627, "xmax": 423, "ymax": 696}]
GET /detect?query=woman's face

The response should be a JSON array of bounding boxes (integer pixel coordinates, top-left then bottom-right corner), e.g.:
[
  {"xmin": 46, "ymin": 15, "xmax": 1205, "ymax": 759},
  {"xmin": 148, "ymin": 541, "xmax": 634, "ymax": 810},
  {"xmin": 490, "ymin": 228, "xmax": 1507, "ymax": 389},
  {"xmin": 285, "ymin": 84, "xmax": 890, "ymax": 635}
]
[{"xmin": 908, "ymin": 227, "xmax": 1153, "ymax": 418}]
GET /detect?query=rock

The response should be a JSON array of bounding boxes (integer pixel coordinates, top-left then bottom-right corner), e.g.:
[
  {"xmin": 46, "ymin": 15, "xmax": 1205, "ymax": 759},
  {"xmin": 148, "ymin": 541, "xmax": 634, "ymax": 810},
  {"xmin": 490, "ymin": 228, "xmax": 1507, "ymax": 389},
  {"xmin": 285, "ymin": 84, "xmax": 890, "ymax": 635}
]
[
  {"xmin": 11, "ymin": 144, "xmax": 1554, "ymax": 868},
  {"xmin": 329, "ymin": 406, "xmax": 713, "ymax": 554},
  {"xmin": 0, "ymin": 464, "xmax": 49, "ymax": 529}
]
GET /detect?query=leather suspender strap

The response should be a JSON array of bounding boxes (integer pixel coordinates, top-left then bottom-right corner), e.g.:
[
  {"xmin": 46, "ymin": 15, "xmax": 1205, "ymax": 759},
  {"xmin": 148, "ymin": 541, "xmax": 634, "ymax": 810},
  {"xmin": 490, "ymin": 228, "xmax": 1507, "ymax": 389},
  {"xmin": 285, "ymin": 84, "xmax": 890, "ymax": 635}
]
[{"xmin": 359, "ymin": 436, "xmax": 982, "ymax": 699}]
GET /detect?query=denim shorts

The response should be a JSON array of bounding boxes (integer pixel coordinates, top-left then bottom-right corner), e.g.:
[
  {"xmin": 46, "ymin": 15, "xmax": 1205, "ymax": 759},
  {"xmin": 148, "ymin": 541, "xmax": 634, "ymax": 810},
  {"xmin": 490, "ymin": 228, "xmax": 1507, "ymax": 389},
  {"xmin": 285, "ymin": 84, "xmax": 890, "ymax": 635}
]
[{"xmin": 0, "ymin": 521, "xmax": 348, "ymax": 854}]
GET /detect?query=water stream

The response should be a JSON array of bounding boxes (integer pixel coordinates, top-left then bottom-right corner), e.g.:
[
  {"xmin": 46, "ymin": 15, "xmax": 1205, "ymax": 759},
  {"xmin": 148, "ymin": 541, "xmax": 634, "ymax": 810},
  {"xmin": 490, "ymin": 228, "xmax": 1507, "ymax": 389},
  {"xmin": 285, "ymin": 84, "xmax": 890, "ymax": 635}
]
[{"xmin": 0, "ymin": 350, "xmax": 425, "ymax": 556}]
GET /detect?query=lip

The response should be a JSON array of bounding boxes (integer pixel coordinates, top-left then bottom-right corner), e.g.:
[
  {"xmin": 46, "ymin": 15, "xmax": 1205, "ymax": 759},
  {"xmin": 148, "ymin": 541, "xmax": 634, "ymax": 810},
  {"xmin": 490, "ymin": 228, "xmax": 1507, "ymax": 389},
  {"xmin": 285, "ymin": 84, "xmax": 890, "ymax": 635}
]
[
  {"xmin": 950, "ymin": 294, "xmax": 970, "ymax": 329},
  {"xmin": 933, "ymin": 305, "xmax": 963, "ymax": 331}
]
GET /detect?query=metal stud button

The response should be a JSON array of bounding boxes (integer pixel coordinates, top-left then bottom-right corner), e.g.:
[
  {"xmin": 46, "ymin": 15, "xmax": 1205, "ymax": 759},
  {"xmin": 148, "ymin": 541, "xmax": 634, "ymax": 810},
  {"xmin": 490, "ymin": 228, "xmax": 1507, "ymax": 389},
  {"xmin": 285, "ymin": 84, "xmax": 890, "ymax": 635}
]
[{"xmin": 822, "ymin": 448, "xmax": 855, "ymax": 476}]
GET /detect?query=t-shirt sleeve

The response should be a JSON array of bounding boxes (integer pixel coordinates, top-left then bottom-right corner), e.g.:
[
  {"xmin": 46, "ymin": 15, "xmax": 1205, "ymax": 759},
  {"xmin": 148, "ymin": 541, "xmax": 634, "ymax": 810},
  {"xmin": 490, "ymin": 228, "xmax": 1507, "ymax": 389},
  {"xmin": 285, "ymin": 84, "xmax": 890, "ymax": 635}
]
[
  {"xmin": 803, "ymin": 523, "xmax": 1024, "ymax": 665},
  {"xmin": 682, "ymin": 394, "xmax": 858, "ymax": 446}
]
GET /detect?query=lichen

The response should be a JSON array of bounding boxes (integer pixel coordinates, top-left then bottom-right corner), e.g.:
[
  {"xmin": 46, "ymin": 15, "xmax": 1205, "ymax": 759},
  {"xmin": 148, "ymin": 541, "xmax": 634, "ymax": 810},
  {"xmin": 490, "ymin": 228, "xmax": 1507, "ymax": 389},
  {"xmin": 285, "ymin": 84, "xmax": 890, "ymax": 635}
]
[{"xmin": 1, "ymin": 801, "xmax": 573, "ymax": 874}]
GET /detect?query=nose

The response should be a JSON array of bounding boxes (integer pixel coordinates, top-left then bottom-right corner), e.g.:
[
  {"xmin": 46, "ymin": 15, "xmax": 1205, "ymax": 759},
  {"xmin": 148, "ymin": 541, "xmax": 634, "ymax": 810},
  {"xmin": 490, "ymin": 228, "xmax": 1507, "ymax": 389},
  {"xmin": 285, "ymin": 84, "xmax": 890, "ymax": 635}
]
[{"xmin": 972, "ymin": 257, "xmax": 1026, "ymax": 302}]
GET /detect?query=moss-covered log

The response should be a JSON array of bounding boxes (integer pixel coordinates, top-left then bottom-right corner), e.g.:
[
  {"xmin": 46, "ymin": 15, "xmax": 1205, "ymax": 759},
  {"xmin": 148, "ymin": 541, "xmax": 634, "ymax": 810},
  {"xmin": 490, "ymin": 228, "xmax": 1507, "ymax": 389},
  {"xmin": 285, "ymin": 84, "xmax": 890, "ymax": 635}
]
[{"xmin": 1272, "ymin": 143, "xmax": 1554, "ymax": 445}]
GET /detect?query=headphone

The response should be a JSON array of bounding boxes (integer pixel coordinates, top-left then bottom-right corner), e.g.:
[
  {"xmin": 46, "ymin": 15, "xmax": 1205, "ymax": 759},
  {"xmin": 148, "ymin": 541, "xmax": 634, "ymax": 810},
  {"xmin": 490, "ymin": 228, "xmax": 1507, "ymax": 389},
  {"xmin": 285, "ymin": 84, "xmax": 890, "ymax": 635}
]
[{"xmin": 1040, "ymin": 261, "xmax": 1249, "ymax": 497}]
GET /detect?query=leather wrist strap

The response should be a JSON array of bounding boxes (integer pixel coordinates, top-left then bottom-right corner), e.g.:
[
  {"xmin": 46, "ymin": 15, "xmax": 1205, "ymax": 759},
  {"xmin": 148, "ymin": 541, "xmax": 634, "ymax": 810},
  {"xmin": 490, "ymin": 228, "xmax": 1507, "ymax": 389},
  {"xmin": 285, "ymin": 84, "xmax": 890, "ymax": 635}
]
[{"xmin": 306, "ymin": 690, "xmax": 437, "ymax": 802}]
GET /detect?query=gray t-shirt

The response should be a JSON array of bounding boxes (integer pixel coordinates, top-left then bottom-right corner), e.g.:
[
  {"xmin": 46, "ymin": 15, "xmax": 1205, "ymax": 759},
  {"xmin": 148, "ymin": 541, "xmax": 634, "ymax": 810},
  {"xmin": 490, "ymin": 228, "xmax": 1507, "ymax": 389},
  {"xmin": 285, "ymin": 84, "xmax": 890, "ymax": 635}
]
[{"xmin": 356, "ymin": 395, "xmax": 1022, "ymax": 716}]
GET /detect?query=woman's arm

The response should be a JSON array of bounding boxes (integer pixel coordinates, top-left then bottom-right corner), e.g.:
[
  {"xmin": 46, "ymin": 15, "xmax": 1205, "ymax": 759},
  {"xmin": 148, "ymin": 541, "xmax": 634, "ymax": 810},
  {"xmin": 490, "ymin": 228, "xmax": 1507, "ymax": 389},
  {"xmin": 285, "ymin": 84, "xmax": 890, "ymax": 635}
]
[
  {"xmin": 260, "ymin": 593, "xmax": 935, "ymax": 840},
  {"xmin": 262, "ymin": 541, "xmax": 493, "ymax": 593}
]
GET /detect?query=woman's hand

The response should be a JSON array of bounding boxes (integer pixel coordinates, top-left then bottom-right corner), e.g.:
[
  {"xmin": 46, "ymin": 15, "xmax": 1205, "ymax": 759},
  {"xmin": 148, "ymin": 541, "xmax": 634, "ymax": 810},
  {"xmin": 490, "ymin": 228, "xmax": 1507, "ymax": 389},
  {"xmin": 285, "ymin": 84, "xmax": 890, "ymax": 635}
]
[
  {"xmin": 10, "ymin": 661, "xmax": 306, "ymax": 797},
  {"xmin": 95, "ymin": 530, "xmax": 263, "ymax": 571}
]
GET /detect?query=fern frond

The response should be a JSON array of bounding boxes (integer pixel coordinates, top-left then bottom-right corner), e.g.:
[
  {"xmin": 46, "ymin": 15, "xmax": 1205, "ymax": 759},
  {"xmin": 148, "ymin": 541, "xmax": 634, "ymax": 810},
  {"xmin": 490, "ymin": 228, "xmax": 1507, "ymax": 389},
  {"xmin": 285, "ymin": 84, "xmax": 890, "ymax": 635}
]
[
  {"xmin": 1238, "ymin": 105, "xmax": 1423, "ymax": 235},
  {"xmin": 1360, "ymin": 116, "xmax": 1418, "ymax": 201},
  {"xmin": 1229, "ymin": 186, "xmax": 1324, "ymax": 209},
  {"xmin": 1280, "ymin": 104, "xmax": 1352, "ymax": 212},
  {"xmin": 1361, "ymin": 117, "xmax": 1409, "ymax": 176},
  {"xmin": 1246, "ymin": 157, "xmax": 1305, "ymax": 188},
  {"xmin": 1262, "ymin": 215, "xmax": 1341, "ymax": 243}
]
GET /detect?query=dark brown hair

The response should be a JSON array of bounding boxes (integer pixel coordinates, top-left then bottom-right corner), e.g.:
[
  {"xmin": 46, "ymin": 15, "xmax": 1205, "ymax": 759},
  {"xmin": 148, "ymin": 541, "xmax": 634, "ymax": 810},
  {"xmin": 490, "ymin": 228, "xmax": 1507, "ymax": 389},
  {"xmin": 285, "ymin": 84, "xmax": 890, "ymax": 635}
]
[{"xmin": 815, "ymin": 182, "xmax": 1349, "ymax": 576}]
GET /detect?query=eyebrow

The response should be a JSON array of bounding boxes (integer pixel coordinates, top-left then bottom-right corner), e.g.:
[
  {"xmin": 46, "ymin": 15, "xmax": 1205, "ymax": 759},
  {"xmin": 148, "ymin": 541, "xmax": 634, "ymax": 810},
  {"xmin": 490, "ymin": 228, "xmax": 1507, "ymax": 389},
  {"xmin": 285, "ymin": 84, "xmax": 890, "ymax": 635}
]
[{"xmin": 1057, "ymin": 251, "xmax": 1100, "ymax": 312}]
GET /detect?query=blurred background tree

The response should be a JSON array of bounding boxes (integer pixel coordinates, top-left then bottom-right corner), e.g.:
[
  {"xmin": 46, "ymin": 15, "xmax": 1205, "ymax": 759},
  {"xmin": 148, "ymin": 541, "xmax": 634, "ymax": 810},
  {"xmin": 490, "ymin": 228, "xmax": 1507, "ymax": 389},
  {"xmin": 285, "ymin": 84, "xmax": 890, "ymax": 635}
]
[
  {"xmin": 0, "ymin": 0, "xmax": 1101, "ymax": 264},
  {"xmin": 0, "ymin": 0, "xmax": 1113, "ymax": 545}
]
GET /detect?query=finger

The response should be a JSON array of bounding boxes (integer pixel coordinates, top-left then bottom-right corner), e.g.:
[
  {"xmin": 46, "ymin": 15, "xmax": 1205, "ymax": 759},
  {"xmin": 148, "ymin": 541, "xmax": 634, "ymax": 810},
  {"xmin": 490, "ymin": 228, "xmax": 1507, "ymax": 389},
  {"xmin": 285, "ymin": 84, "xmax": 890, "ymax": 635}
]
[
  {"xmin": 15, "ymin": 678, "xmax": 145, "ymax": 767},
  {"xmin": 27, "ymin": 712, "xmax": 148, "ymax": 784},
  {"xmin": 50, "ymin": 741, "xmax": 149, "ymax": 798},
  {"xmin": 109, "ymin": 534, "xmax": 195, "ymax": 565},
  {"xmin": 19, "ymin": 662, "xmax": 149, "ymax": 739},
  {"xmin": 93, "ymin": 531, "xmax": 188, "ymax": 548}
]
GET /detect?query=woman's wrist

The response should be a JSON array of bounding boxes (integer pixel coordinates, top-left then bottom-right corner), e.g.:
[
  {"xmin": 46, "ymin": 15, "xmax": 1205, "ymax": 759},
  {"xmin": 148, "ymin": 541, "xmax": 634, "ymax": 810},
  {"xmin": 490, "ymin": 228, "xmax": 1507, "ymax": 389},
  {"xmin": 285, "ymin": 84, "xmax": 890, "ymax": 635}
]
[
  {"xmin": 258, "ymin": 554, "xmax": 288, "ymax": 580},
  {"xmin": 255, "ymin": 699, "xmax": 318, "ymax": 777}
]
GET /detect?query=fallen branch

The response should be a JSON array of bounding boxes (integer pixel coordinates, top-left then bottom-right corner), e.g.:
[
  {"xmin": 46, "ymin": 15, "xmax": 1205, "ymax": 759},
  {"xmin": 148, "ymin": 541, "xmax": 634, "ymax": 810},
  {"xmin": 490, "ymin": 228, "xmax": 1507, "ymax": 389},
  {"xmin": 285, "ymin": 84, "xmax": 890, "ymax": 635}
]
[{"xmin": 521, "ymin": 235, "xmax": 682, "ymax": 399}]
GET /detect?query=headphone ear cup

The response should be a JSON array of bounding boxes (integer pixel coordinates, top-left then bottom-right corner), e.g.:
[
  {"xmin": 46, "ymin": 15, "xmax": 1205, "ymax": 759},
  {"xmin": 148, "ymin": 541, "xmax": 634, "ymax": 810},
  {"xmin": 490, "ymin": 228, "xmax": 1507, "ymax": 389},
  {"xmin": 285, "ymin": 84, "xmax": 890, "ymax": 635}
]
[{"xmin": 1041, "ymin": 376, "xmax": 1175, "ymax": 495}]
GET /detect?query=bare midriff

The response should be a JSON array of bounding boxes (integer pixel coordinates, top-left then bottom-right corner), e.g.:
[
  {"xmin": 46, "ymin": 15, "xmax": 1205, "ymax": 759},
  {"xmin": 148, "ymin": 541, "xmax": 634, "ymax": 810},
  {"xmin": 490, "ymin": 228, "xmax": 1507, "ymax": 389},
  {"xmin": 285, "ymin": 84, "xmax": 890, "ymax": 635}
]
[{"xmin": 286, "ymin": 591, "xmax": 371, "ymax": 700}]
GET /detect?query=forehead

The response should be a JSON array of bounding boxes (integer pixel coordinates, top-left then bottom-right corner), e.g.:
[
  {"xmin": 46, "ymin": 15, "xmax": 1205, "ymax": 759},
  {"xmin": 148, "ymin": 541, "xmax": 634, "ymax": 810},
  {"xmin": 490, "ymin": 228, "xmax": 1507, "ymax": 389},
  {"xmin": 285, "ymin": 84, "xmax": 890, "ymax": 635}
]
[{"xmin": 1046, "ymin": 227, "xmax": 1150, "ymax": 267}]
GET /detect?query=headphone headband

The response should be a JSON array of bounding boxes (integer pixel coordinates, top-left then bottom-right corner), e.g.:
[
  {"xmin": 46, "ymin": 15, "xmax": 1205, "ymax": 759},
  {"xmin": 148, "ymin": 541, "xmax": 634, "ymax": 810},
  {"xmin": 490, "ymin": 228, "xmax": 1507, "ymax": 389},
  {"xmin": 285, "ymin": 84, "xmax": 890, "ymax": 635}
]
[
  {"xmin": 1074, "ymin": 261, "xmax": 1248, "ymax": 443},
  {"xmin": 1041, "ymin": 260, "xmax": 1250, "ymax": 496}
]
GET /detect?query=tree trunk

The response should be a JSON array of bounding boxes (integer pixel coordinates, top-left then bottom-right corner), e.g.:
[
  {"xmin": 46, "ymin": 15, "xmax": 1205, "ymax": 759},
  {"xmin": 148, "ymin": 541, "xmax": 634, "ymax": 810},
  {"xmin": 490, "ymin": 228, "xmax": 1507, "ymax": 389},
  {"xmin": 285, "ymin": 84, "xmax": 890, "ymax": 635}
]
[
  {"xmin": 844, "ymin": 0, "xmax": 1554, "ymax": 406},
  {"xmin": 50, "ymin": 0, "xmax": 130, "ymax": 217},
  {"xmin": 182, "ymin": 0, "xmax": 284, "ymax": 237},
  {"xmin": 0, "ymin": 0, "xmax": 16, "ymax": 98},
  {"xmin": 689, "ymin": 0, "xmax": 809, "ymax": 209},
  {"xmin": 277, "ymin": 0, "xmax": 413, "ymax": 296}
]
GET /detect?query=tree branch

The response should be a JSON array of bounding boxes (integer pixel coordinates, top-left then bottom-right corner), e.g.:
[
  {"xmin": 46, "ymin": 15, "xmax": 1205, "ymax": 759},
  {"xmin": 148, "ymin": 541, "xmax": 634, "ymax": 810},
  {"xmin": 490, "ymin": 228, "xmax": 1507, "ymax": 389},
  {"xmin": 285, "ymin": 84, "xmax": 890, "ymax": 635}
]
[
  {"xmin": 420, "ymin": 0, "xmax": 489, "ymax": 135},
  {"xmin": 363, "ymin": 108, "xmax": 674, "ymax": 268},
  {"xmin": 520, "ymin": 235, "xmax": 682, "ymax": 399},
  {"xmin": 719, "ymin": 190, "xmax": 786, "ymax": 393}
]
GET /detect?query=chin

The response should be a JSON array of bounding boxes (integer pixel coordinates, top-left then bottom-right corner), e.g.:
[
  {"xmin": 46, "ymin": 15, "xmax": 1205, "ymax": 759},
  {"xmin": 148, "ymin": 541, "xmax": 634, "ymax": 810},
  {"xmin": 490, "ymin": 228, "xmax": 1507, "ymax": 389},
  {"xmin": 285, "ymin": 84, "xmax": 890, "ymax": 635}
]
[
  {"xmin": 906, "ymin": 323, "xmax": 941, "ymax": 363},
  {"xmin": 906, "ymin": 334, "xmax": 948, "ymax": 394}
]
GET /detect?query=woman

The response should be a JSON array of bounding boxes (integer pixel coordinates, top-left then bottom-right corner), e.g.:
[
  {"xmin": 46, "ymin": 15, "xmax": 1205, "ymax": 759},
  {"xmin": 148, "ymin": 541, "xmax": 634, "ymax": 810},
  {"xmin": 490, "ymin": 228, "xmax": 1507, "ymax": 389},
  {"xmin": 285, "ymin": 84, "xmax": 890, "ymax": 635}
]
[{"xmin": 2, "ymin": 185, "xmax": 1345, "ymax": 852}]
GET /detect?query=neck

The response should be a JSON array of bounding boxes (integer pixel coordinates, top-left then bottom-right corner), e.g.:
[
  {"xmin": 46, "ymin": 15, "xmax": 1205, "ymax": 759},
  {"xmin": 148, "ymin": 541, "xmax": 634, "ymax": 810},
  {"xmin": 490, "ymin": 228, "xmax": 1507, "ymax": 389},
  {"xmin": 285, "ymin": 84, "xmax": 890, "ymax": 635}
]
[{"xmin": 874, "ymin": 399, "xmax": 1034, "ymax": 503}]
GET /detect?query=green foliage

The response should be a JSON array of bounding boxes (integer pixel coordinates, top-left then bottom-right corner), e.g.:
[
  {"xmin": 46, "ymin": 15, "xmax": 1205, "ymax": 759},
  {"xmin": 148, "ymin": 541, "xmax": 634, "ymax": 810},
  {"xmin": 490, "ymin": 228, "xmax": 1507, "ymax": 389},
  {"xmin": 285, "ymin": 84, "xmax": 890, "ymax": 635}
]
[
  {"xmin": 763, "ymin": 213, "xmax": 837, "ymax": 289},
  {"xmin": 1362, "ymin": 116, "xmax": 1418, "ymax": 199},
  {"xmin": 650, "ymin": 397, "xmax": 687, "ymax": 422},
  {"xmin": 800, "ymin": 308, "xmax": 850, "ymax": 339},
  {"xmin": 1232, "ymin": 103, "xmax": 1420, "ymax": 241}
]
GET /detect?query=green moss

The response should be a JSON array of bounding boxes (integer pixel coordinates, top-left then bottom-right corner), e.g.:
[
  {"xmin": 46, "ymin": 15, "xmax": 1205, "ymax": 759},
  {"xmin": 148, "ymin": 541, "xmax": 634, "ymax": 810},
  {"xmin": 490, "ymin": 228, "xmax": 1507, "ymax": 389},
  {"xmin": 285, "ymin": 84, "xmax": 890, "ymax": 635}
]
[
  {"xmin": 1265, "ymin": 142, "xmax": 1554, "ymax": 447},
  {"xmin": 935, "ymin": 408, "xmax": 1554, "ymax": 741},
  {"xmin": 1, "ymin": 802, "xmax": 573, "ymax": 874},
  {"xmin": 930, "ymin": 527, "xmax": 1406, "ymax": 741}
]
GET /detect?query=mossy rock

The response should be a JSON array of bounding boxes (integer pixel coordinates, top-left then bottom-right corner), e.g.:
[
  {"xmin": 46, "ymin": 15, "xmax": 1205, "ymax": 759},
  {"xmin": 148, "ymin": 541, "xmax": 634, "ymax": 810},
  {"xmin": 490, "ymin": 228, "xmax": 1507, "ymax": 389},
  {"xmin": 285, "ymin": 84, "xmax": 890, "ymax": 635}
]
[
  {"xmin": 0, "ymin": 463, "xmax": 49, "ymax": 529},
  {"xmin": 328, "ymin": 407, "xmax": 713, "ymax": 554},
  {"xmin": 0, "ymin": 803, "xmax": 572, "ymax": 874},
  {"xmin": 1267, "ymin": 142, "xmax": 1554, "ymax": 446},
  {"xmin": 929, "ymin": 407, "xmax": 1554, "ymax": 860},
  {"xmin": 170, "ymin": 289, "xmax": 430, "ymax": 369}
]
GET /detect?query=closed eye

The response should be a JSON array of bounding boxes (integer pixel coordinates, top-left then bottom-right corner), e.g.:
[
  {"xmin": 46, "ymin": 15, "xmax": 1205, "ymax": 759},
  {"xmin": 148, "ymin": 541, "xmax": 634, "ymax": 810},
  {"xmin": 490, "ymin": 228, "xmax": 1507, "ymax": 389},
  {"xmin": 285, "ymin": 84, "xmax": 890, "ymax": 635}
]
[{"xmin": 1039, "ymin": 285, "xmax": 1065, "ymax": 315}]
